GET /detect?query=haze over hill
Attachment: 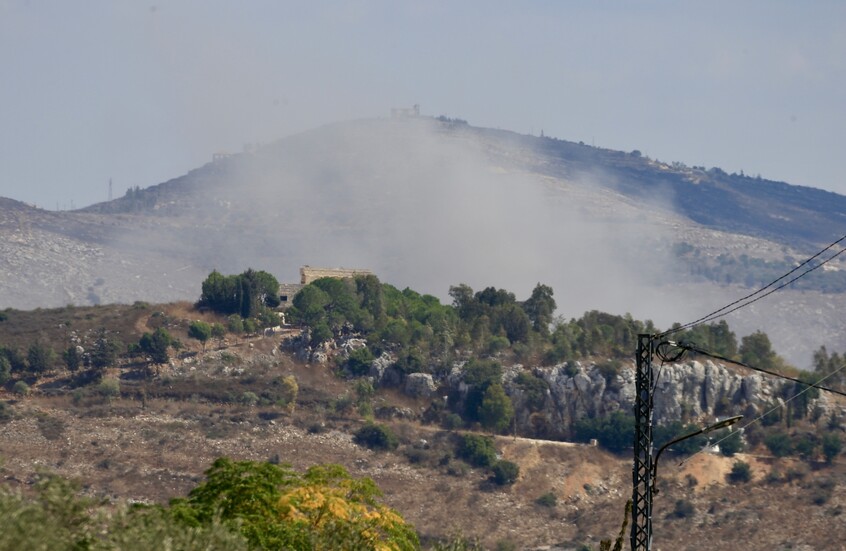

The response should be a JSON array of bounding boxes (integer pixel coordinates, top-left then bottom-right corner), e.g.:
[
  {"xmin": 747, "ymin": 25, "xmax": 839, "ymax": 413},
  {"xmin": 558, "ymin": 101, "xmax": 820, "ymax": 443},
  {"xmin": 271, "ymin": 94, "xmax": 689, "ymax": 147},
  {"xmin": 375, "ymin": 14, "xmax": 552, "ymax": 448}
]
[{"xmin": 2, "ymin": 117, "xmax": 846, "ymax": 367}]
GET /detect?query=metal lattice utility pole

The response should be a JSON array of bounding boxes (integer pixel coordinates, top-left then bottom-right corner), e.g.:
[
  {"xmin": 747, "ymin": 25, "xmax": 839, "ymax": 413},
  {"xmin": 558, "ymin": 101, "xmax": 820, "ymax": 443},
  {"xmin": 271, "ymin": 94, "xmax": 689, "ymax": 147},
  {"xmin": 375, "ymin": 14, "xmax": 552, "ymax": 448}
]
[{"xmin": 631, "ymin": 334, "xmax": 655, "ymax": 551}]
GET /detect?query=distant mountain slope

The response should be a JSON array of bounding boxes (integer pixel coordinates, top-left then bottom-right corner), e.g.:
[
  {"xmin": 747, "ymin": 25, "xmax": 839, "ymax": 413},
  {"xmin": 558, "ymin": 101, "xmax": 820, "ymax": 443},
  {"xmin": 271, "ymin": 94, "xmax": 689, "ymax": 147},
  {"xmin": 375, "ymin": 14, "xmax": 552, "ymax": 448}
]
[{"xmin": 3, "ymin": 117, "xmax": 846, "ymax": 366}]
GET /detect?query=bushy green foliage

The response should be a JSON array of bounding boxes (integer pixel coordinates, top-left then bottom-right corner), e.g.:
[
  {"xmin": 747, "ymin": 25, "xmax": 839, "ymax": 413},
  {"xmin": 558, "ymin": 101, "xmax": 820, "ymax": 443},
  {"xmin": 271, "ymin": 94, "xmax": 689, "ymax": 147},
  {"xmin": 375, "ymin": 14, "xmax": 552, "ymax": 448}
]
[
  {"xmin": 478, "ymin": 384, "xmax": 514, "ymax": 433},
  {"xmin": 764, "ymin": 431, "xmax": 793, "ymax": 457},
  {"xmin": 188, "ymin": 321, "xmax": 212, "ymax": 352},
  {"xmin": 354, "ymin": 423, "xmax": 399, "ymax": 451},
  {"xmin": 653, "ymin": 421, "xmax": 709, "ymax": 455},
  {"xmin": 62, "ymin": 346, "xmax": 80, "ymax": 372},
  {"xmin": 822, "ymin": 433, "xmax": 842, "ymax": 463},
  {"xmin": 514, "ymin": 371, "xmax": 549, "ymax": 412},
  {"xmin": 740, "ymin": 331, "xmax": 778, "ymax": 371},
  {"xmin": 574, "ymin": 410, "xmax": 635, "ymax": 453},
  {"xmin": 12, "ymin": 380, "xmax": 30, "ymax": 396},
  {"xmin": 91, "ymin": 331, "xmax": 122, "ymax": 371},
  {"xmin": 673, "ymin": 320, "xmax": 738, "ymax": 360},
  {"xmin": 719, "ymin": 430, "xmax": 744, "ymax": 457},
  {"xmin": 169, "ymin": 458, "xmax": 418, "ymax": 550},
  {"xmin": 490, "ymin": 460, "xmax": 519, "ymax": 485},
  {"xmin": 461, "ymin": 359, "xmax": 503, "ymax": 423},
  {"xmin": 139, "ymin": 327, "xmax": 173, "ymax": 366},
  {"xmin": 0, "ymin": 355, "xmax": 10, "ymax": 384},
  {"xmin": 199, "ymin": 269, "xmax": 280, "ymax": 318},
  {"xmin": 27, "ymin": 340, "xmax": 56, "ymax": 374},
  {"xmin": 345, "ymin": 347, "xmax": 375, "ymax": 377},
  {"xmin": 534, "ymin": 492, "xmax": 557, "ymax": 508},
  {"xmin": 0, "ymin": 346, "xmax": 26, "ymax": 374},
  {"xmin": 456, "ymin": 434, "xmax": 497, "ymax": 467},
  {"xmin": 728, "ymin": 461, "xmax": 752, "ymax": 484}
]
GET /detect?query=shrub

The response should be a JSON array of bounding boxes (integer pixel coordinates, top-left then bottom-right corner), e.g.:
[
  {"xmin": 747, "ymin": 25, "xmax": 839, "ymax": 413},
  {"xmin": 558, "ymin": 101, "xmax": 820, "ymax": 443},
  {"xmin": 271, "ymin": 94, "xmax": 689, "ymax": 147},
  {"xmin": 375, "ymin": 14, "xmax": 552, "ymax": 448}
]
[
  {"xmin": 728, "ymin": 461, "xmax": 752, "ymax": 484},
  {"xmin": 573, "ymin": 410, "xmax": 634, "ymax": 453},
  {"xmin": 0, "ymin": 401, "xmax": 12, "ymax": 423},
  {"xmin": 595, "ymin": 359, "xmax": 621, "ymax": 384},
  {"xmin": 442, "ymin": 413, "xmax": 464, "ymax": 431},
  {"xmin": 491, "ymin": 460, "xmax": 519, "ymax": 486},
  {"xmin": 97, "ymin": 378, "xmax": 121, "ymax": 400},
  {"xmin": 12, "ymin": 380, "xmax": 30, "ymax": 397},
  {"xmin": 354, "ymin": 423, "xmax": 399, "ymax": 451},
  {"xmin": 239, "ymin": 391, "xmax": 259, "ymax": 407},
  {"xmin": 535, "ymin": 492, "xmax": 557, "ymax": 508},
  {"xmin": 279, "ymin": 375, "xmax": 298, "ymax": 411},
  {"xmin": 671, "ymin": 499, "xmax": 695, "ymax": 519},
  {"xmin": 764, "ymin": 431, "xmax": 793, "ymax": 458},
  {"xmin": 0, "ymin": 356, "xmax": 9, "ymax": 385},
  {"xmin": 719, "ymin": 430, "xmax": 744, "ymax": 457},
  {"xmin": 456, "ymin": 434, "xmax": 497, "ymax": 468},
  {"xmin": 794, "ymin": 433, "xmax": 818, "ymax": 460},
  {"xmin": 346, "ymin": 347, "xmax": 375, "ymax": 377},
  {"xmin": 478, "ymin": 384, "xmax": 514, "ymax": 433},
  {"xmin": 823, "ymin": 433, "xmax": 842, "ymax": 464}
]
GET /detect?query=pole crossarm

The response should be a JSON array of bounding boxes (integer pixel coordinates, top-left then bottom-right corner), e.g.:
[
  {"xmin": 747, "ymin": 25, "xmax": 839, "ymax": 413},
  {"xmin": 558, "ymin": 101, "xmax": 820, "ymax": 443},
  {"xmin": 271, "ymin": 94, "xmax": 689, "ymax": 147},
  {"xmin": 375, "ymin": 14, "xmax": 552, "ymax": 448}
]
[{"xmin": 631, "ymin": 334, "xmax": 654, "ymax": 551}]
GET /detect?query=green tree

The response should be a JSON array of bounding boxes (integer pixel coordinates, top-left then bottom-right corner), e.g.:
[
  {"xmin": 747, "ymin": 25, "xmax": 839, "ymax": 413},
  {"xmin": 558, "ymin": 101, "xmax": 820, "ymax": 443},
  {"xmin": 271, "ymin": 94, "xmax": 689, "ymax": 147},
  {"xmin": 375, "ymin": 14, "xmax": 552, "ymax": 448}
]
[
  {"xmin": 353, "ymin": 423, "xmax": 399, "ymax": 451},
  {"xmin": 740, "ymin": 330, "xmax": 777, "ymax": 371},
  {"xmin": 280, "ymin": 375, "xmax": 299, "ymax": 412},
  {"xmin": 27, "ymin": 340, "xmax": 56, "ymax": 375},
  {"xmin": 211, "ymin": 323, "xmax": 226, "ymax": 348},
  {"xmin": 140, "ymin": 327, "xmax": 173, "ymax": 369},
  {"xmin": 12, "ymin": 380, "xmax": 29, "ymax": 396},
  {"xmin": 63, "ymin": 346, "xmax": 81, "ymax": 372},
  {"xmin": 0, "ymin": 355, "xmax": 9, "ymax": 385},
  {"xmin": 188, "ymin": 321, "xmax": 213, "ymax": 353},
  {"xmin": 764, "ymin": 431, "xmax": 793, "ymax": 457},
  {"xmin": 291, "ymin": 285, "xmax": 331, "ymax": 326},
  {"xmin": 719, "ymin": 430, "xmax": 744, "ymax": 457},
  {"xmin": 227, "ymin": 315, "xmax": 244, "ymax": 335},
  {"xmin": 461, "ymin": 359, "xmax": 503, "ymax": 423},
  {"xmin": 728, "ymin": 461, "xmax": 751, "ymax": 484},
  {"xmin": 346, "ymin": 347, "xmax": 375, "ymax": 377},
  {"xmin": 91, "ymin": 332, "xmax": 122, "ymax": 371},
  {"xmin": 169, "ymin": 458, "xmax": 418, "ymax": 550},
  {"xmin": 491, "ymin": 460, "xmax": 519, "ymax": 485},
  {"xmin": 822, "ymin": 433, "xmax": 842, "ymax": 464},
  {"xmin": 356, "ymin": 274, "xmax": 385, "ymax": 325},
  {"xmin": 522, "ymin": 283, "xmax": 556, "ymax": 335},
  {"xmin": 199, "ymin": 269, "xmax": 280, "ymax": 317},
  {"xmin": 456, "ymin": 434, "xmax": 497, "ymax": 468},
  {"xmin": 478, "ymin": 384, "xmax": 514, "ymax": 433},
  {"xmin": 574, "ymin": 410, "xmax": 635, "ymax": 453}
]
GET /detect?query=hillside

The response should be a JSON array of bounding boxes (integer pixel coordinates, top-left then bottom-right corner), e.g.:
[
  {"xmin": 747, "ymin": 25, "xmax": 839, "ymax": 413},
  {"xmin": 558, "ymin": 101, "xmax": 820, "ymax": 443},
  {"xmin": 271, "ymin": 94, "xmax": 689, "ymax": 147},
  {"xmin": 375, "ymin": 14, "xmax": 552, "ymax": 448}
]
[
  {"xmin": 2, "ymin": 117, "xmax": 846, "ymax": 367},
  {"xmin": 1, "ymin": 300, "xmax": 845, "ymax": 550}
]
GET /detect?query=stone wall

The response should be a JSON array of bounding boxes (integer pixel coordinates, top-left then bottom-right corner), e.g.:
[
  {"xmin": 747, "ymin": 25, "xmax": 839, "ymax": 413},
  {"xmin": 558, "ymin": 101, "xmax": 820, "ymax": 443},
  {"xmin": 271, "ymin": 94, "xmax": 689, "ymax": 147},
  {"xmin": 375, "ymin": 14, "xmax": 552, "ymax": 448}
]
[{"xmin": 299, "ymin": 266, "xmax": 373, "ymax": 285}]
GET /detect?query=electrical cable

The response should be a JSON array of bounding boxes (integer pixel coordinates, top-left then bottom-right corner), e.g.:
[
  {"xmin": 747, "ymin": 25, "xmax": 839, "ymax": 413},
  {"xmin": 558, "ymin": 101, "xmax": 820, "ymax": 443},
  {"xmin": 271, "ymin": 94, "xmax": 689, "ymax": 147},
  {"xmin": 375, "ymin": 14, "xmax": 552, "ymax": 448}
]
[
  {"xmin": 658, "ymin": 232, "xmax": 846, "ymax": 339},
  {"xmin": 674, "ymin": 342, "xmax": 846, "ymax": 398},
  {"xmin": 677, "ymin": 361, "xmax": 846, "ymax": 467}
]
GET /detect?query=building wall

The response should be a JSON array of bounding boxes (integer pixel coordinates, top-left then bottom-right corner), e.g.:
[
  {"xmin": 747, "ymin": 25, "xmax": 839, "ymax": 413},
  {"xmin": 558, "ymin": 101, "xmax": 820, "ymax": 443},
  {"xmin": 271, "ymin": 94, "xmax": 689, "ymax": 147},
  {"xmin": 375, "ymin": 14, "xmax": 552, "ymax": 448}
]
[{"xmin": 300, "ymin": 266, "xmax": 373, "ymax": 285}]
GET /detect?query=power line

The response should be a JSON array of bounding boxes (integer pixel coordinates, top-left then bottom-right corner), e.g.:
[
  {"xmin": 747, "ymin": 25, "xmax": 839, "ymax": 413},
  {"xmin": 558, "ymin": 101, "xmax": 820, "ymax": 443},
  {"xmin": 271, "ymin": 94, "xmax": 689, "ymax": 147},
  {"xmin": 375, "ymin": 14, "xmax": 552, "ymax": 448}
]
[
  {"xmin": 678, "ymin": 360, "xmax": 846, "ymax": 467},
  {"xmin": 669, "ymin": 341, "xmax": 846, "ymax": 398},
  {"xmin": 659, "ymin": 232, "xmax": 846, "ymax": 339}
]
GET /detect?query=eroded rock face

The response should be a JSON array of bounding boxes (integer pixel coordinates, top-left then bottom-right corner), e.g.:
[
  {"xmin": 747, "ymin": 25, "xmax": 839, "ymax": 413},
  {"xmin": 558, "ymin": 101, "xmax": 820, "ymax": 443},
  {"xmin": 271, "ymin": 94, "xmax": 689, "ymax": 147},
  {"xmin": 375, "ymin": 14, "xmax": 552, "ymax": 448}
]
[
  {"xmin": 404, "ymin": 373, "xmax": 437, "ymax": 398},
  {"xmin": 446, "ymin": 359, "xmax": 787, "ymax": 441}
]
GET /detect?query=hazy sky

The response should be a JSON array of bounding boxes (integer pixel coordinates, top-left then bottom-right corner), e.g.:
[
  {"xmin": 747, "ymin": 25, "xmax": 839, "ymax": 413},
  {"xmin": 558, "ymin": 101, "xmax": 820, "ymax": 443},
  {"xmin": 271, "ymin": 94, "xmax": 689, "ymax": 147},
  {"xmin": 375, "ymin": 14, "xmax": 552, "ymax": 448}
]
[{"xmin": 2, "ymin": 1, "xmax": 845, "ymax": 209}]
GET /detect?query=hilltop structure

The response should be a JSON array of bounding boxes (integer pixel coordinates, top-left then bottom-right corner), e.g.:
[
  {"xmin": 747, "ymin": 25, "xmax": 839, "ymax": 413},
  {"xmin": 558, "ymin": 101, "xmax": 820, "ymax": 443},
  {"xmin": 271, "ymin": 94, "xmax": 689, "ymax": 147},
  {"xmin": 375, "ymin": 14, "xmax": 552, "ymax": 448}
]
[{"xmin": 277, "ymin": 265, "xmax": 373, "ymax": 308}]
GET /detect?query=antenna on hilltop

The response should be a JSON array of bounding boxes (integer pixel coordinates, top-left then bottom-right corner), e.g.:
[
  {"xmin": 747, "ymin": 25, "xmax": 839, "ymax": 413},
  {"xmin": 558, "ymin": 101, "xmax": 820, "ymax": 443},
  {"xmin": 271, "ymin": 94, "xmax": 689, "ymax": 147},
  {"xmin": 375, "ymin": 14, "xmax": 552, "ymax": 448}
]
[{"xmin": 108, "ymin": 178, "xmax": 113, "ymax": 201}]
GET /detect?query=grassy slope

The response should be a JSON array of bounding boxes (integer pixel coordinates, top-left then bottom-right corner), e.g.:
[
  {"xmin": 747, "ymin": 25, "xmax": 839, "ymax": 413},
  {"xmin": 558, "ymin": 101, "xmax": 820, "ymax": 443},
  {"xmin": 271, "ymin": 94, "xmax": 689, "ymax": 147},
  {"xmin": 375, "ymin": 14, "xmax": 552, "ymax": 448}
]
[{"xmin": 0, "ymin": 303, "xmax": 845, "ymax": 550}]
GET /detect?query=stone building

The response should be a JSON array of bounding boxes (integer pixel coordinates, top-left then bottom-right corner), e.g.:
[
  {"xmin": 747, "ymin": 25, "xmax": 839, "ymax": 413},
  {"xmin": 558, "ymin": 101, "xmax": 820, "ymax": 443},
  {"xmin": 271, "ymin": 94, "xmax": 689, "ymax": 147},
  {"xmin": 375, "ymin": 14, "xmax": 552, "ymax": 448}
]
[{"xmin": 277, "ymin": 265, "xmax": 374, "ymax": 308}]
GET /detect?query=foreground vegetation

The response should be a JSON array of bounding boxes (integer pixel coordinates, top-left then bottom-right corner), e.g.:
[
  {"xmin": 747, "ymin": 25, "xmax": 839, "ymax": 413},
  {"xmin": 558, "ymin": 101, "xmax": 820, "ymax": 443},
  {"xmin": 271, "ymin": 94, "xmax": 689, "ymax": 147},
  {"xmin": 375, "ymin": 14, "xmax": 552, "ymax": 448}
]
[{"xmin": 0, "ymin": 457, "xmax": 417, "ymax": 551}]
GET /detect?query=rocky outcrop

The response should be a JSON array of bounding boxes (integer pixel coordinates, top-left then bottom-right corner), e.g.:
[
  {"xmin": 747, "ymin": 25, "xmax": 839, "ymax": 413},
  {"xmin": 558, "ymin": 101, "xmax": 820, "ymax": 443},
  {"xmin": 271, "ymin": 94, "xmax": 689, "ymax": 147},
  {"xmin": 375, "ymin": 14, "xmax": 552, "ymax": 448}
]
[
  {"xmin": 404, "ymin": 373, "xmax": 437, "ymax": 398},
  {"xmin": 443, "ymin": 359, "xmax": 794, "ymax": 441}
]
